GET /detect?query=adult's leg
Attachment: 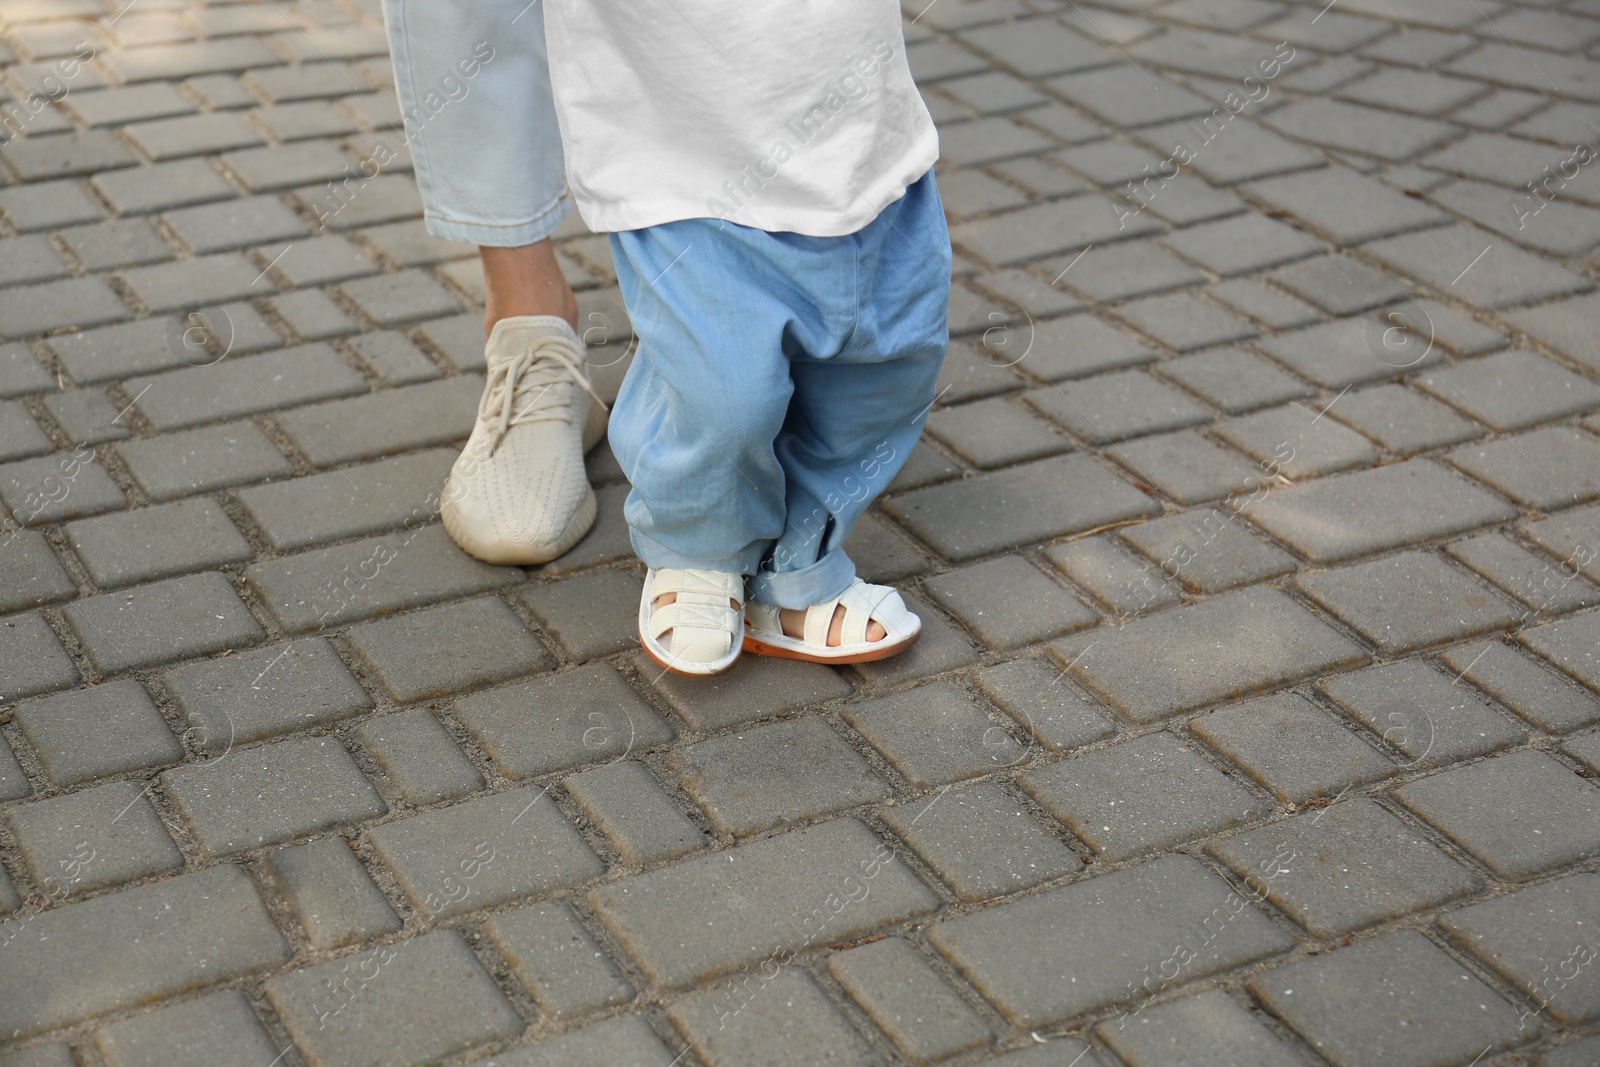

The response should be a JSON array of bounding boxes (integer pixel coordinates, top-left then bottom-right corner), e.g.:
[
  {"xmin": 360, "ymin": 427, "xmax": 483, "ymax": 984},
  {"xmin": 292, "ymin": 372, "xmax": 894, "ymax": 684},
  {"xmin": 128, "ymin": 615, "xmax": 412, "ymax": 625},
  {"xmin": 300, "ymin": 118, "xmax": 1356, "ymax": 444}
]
[{"xmin": 480, "ymin": 243, "xmax": 577, "ymax": 335}]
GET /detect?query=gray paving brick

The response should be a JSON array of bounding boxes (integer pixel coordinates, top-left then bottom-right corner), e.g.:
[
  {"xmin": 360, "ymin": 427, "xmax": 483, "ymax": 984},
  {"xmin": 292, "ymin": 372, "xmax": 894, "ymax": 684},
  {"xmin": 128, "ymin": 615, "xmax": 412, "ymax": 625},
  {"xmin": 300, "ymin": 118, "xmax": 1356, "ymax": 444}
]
[
  {"xmin": 976, "ymin": 658, "xmax": 1116, "ymax": 755},
  {"xmin": 1268, "ymin": 253, "xmax": 1412, "ymax": 317},
  {"xmin": 884, "ymin": 780, "xmax": 1081, "ymax": 901},
  {"xmin": 829, "ymin": 939, "xmax": 994, "ymax": 1060},
  {"xmin": 1024, "ymin": 731, "xmax": 1269, "ymax": 861},
  {"xmin": 1059, "ymin": 586, "xmax": 1366, "ymax": 721},
  {"xmin": 164, "ymin": 193, "xmax": 308, "ymax": 255},
  {"xmin": 91, "ymin": 989, "xmax": 279, "ymax": 1067},
  {"xmin": 1258, "ymin": 317, "xmax": 1439, "ymax": 391},
  {"xmin": 940, "ymin": 114, "xmax": 1056, "ymax": 166},
  {"xmin": 351, "ymin": 707, "xmax": 483, "ymax": 807},
  {"xmin": 565, "ymin": 759, "xmax": 709, "ymax": 867},
  {"xmin": 0, "ymin": 277, "xmax": 130, "ymax": 340},
  {"xmin": 671, "ymin": 969, "xmax": 878, "ymax": 1067},
  {"xmin": 1250, "ymin": 165, "xmax": 1450, "ymax": 244},
  {"xmin": 1441, "ymin": 872, "xmax": 1600, "ymax": 1026},
  {"xmin": 57, "ymin": 217, "xmax": 175, "ymax": 272},
  {"xmin": 1049, "ymin": 64, "xmax": 1218, "ymax": 129},
  {"xmin": 1246, "ymin": 459, "xmax": 1516, "ymax": 562},
  {"xmin": 1506, "ymin": 292, "xmax": 1600, "ymax": 376},
  {"xmin": 7, "ymin": 779, "xmax": 182, "ymax": 897},
  {"xmin": 1419, "ymin": 349, "xmax": 1600, "ymax": 432},
  {"xmin": 0, "ymin": 345, "xmax": 52, "ymax": 399},
  {"xmin": 0, "ymin": 611, "xmax": 79, "ymax": 703},
  {"xmin": 668, "ymin": 716, "xmax": 887, "ymax": 836},
  {"xmin": 1208, "ymin": 278, "xmax": 1321, "ymax": 330},
  {"xmin": 1394, "ymin": 749, "xmax": 1600, "ymax": 880},
  {"xmin": 851, "ymin": 592, "xmax": 982, "ymax": 688},
  {"xmin": 484, "ymin": 900, "xmax": 633, "ymax": 1019},
  {"xmin": 1249, "ymin": 931, "xmax": 1521, "ymax": 1067},
  {"xmin": 1297, "ymin": 550, "xmax": 1522, "ymax": 653},
  {"xmin": 337, "ymin": 268, "xmax": 462, "ymax": 327},
  {"xmin": 0, "ymin": 447, "xmax": 126, "ymax": 526},
  {"xmin": 1323, "ymin": 383, "xmax": 1483, "ymax": 455},
  {"xmin": 14, "ymin": 679, "xmax": 182, "ymax": 786},
  {"xmin": 924, "ymin": 554, "xmax": 1096, "ymax": 649},
  {"xmin": 1448, "ymin": 531, "xmax": 1600, "ymax": 617},
  {"xmin": 1050, "ymin": 239, "xmax": 1206, "ymax": 304},
  {"xmin": 473, "ymin": 1014, "xmax": 678, "ymax": 1066},
  {"xmin": 122, "ymin": 252, "xmax": 267, "ymax": 314},
  {"xmin": 1442, "ymin": 640, "xmax": 1600, "ymax": 734},
  {"xmin": 950, "ymin": 195, "xmax": 1162, "ymax": 267},
  {"xmin": 65, "ymin": 497, "xmax": 250, "ymax": 588},
  {"xmin": 63, "ymin": 571, "xmax": 264, "ymax": 674},
  {"xmin": 267, "ymin": 929, "xmax": 521, "ymax": 1067},
  {"xmin": 91, "ymin": 158, "xmax": 236, "ymax": 215},
  {"xmin": 1522, "ymin": 505, "xmax": 1600, "ymax": 586},
  {"xmin": 0, "ymin": 732, "xmax": 27, "ymax": 801},
  {"xmin": 454, "ymin": 663, "xmax": 671, "ymax": 779},
  {"xmin": 46, "ymin": 319, "xmax": 189, "ymax": 385},
  {"xmin": 235, "ymin": 448, "xmax": 451, "ymax": 552},
  {"xmin": 264, "ymin": 835, "xmax": 401, "ymax": 951},
  {"xmin": 66, "ymin": 82, "xmax": 194, "ymax": 127},
  {"xmin": 932, "ymin": 853, "xmax": 1290, "ymax": 1026},
  {"xmin": 247, "ymin": 524, "xmax": 519, "ymax": 632},
  {"xmin": 125, "ymin": 110, "xmax": 263, "ymax": 161},
  {"xmin": 273, "ymin": 374, "xmax": 481, "ymax": 466},
  {"xmin": 519, "ymin": 569, "xmax": 643, "ymax": 663},
  {"xmin": 1544, "ymin": 1035, "xmax": 1600, "ymax": 1067},
  {"xmin": 1162, "ymin": 213, "xmax": 1317, "ymax": 278},
  {"xmin": 344, "ymin": 597, "xmax": 550, "ymax": 702},
  {"xmin": 926, "ymin": 394, "xmax": 1070, "ymax": 469},
  {"xmin": 1157, "ymin": 347, "xmax": 1314, "ymax": 415},
  {"xmin": 1114, "ymin": 292, "xmax": 1258, "ymax": 352},
  {"xmin": 107, "ymin": 36, "xmax": 279, "ymax": 81},
  {"xmin": 1096, "ymin": 988, "xmax": 1309, "ymax": 1067},
  {"xmin": 1321, "ymin": 657, "xmax": 1525, "ymax": 768},
  {"xmin": 1366, "ymin": 223, "xmax": 1591, "ymax": 309},
  {"xmin": 1119, "ymin": 511, "xmax": 1294, "ymax": 594},
  {"xmin": 590, "ymin": 817, "xmax": 937, "ymax": 988},
  {"xmin": 347, "ymin": 328, "xmax": 440, "ymax": 385},
  {"xmin": 164, "ymin": 735, "xmax": 384, "ymax": 856},
  {"xmin": 40, "ymin": 388, "xmax": 132, "ymax": 446},
  {"xmin": 1113, "ymin": 427, "xmax": 1264, "ymax": 505},
  {"xmin": 128, "ymin": 344, "xmax": 367, "ymax": 432},
  {"xmin": 0, "ymin": 864, "xmax": 288, "ymax": 1041},
  {"xmin": 1214, "ymin": 401, "xmax": 1379, "ymax": 480},
  {"xmin": 958, "ymin": 17, "xmax": 1113, "ymax": 77},
  {"xmin": 1015, "ymin": 313, "xmax": 1159, "ymax": 382},
  {"xmin": 0, "ymin": 235, "xmax": 69, "ymax": 289},
  {"xmin": 0, "ymin": 181, "xmax": 104, "ymax": 236},
  {"xmin": 0, "ymin": 530, "xmax": 75, "ymax": 614},
  {"xmin": 883, "ymin": 453, "xmax": 1159, "ymax": 561},
  {"xmin": 265, "ymin": 234, "xmax": 381, "ymax": 288},
  {"xmin": 843, "ymin": 681, "xmax": 1024, "ymax": 789},
  {"xmin": 0, "ymin": 401, "xmax": 50, "ymax": 465},
  {"xmin": 367, "ymin": 785, "xmax": 601, "ymax": 919},
  {"xmin": 1, "ymin": 130, "xmax": 136, "ymax": 182},
  {"xmin": 1193, "ymin": 692, "xmax": 1396, "ymax": 803},
  {"xmin": 1524, "ymin": 610, "xmax": 1600, "ymax": 697}
]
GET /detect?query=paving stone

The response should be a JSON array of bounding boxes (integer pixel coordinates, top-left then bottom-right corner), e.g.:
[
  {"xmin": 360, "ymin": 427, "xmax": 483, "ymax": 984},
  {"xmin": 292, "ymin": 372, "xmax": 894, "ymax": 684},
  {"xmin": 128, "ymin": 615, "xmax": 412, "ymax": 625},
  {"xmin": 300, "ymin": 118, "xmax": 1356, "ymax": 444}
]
[
  {"xmin": 1112, "ymin": 427, "xmax": 1264, "ymax": 505},
  {"xmin": 344, "ymin": 597, "xmax": 550, "ymax": 702},
  {"xmin": 1157, "ymin": 347, "xmax": 1314, "ymax": 415},
  {"xmin": 0, "ymin": 864, "xmax": 288, "ymax": 1041},
  {"xmin": 590, "ymin": 817, "xmax": 937, "ymax": 988},
  {"xmin": 63, "ymin": 571, "xmax": 264, "ymax": 674},
  {"xmin": 1024, "ymin": 728, "xmax": 1270, "ymax": 862},
  {"xmin": 266, "ymin": 930, "xmax": 521, "ymax": 1067},
  {"xmin": 931, "ymin": 853, "xmax": 1290, "ymax": 1026},
  {"xmin": 366, "ymin": 785, "xmax": 601, "ymax": 919},
  {"xmin": 107, "ymin": 36, "xmax": 279, "ymax": 81},
  {"xmin": 1366, "ymin": 223, "xmax": 1591, "ymax": 309},
  {"xmin": 1208, "ymin": 278, "xmax": 1321, "ymax": 330},
  {"xmin": 828, "ymin": 937, "xmax": 992, "ymax": 1060},
  {"xmin": 91, "ymin": 989, "xmax": 279, "ymax": 1067},
  {"xmin": 467, "ymin": 1014, "xmax": 678, "ymax": 1066},
  {"xmin": 0, "ymin": 611, "xmax": 79, "ymax": 703},
  {"xmin": 1447, "ymin": 532, "xmax": 1600, "ymax": 617},
  {"xmin": 1268, "ymin": 254, "xmax": 1413, "ymax": 318},
  {"xmin": 91, "ymin": 158, "xmax": 237, "ymax": 216},
  {"xmin": 57, "ymin": 217, "xmax": 175, "ymax": 272},
  {"xmin": 272, "ymin": 374, "xmax": 481, "ymax": 466},
  {"xmin": 843, "ymin": 680, "xmax": 1024, "ymax": 789},
  {"xmin": 264, "ymin": 835, "xmax": 401, "ymax": 951},
  {"xmin": 1507, "ymin": 293, "xmax": 1600, "ymax": 376},
  {"xmin": 1, "ymin": 130, "xmax": 135, "ymax": 182},
  {"xmin": 1012, "ymin": 313, "xmax": 1160, "ymax": 382},
  {"xmin": 518, "ymin": 569, "xmax": 643, "ymax": 663},
  {"xmin": 1322, "ymin": 658, "xmax": 1526, "ymax": 769},
  {"xmin": 926, "ymin": 394, "xmax": 1070, "ymax": 469},
  {"xmin": 566, "ymin": 759, "xmax": 709, "ymax": 867},
  {"xmin": 1249, "ymin": 931, "xmax": 1521, "ymax": 1067},
  {"xmin": 39, "ymin": 388, "xmax": 132, "ymax": 446},
  {"xmin": 128, "ymin": 343, "xmax": 367, "ymax": 431},
  {"xmin": 164, "ymin": 735, "xmax": 385, "ymax": 857},
  {"xmin": 64, "ymin": 497, "xmax": 250, "ymax": 588},
  {"xmin": 1419, "ymin": 350, "xmax": 1600, "ymax": 432},
  {"xmin": 1297, "ymin": 550, "xmax": 1522, "ymax": 653},
  {"xmin": 1214, "ymin": 401, "xmax": 1379, "ymax": 480},
  {"xmin": 338, "ymin": 268, "xmax": 462, "ymax": 327},
  {"xmin": 222, "ymin": 139, "xmax": 350, "ymax": 193},
  {"xmin": 1114, "ymin": 291, "xmax": 1258, "ymax": 352},
  {"xmin": 1051, "ymin": 239, "xmax": 1207, "ymax": 303},
  {"xmin": 976, "ymin": 658, "xmax": 1117, "ymax": 755},
  {"xmin": 670, "ymin": 969, "xmax": 878, "ymax": 1067},
  {"xmin": 950, "ymin": 195, "xmax": 1162, "ymax": 267},
  {"xmin": 1250, "ymin": 165, "xmax": 1451, "ymax": 244},
  {"xmin": 66, "ymin": 82, "xmax": 194, "ymax": 127},
  {"xmin": 1096, "ymin": 987, "xmax": 1309, "ymax": 1067},
  {"xmin": 0, "ymin": 401, "xmax": 51, "ymax": 465},
  {"xmin": 1323, "ymin": 383, "xmax": 1483, "ymax": 455},
  {"xmin": 0, "ymin": 276, "xmax": 130, "ymax": 340},
  {"xmin": 0, "ymin": 447, "xmax": 126, "ymax": 526},
  {"xmin": 1257, "ymin": 318, "xmax": 1439, "ymax": 391},
  {"xmin": 883, "ymin": 453, "xmax": 1159, "ymax": 561},
  {"xmin": 352, "ymin": 707, "xmax": 483, "ymax": 807},
  {"xmin": 1442, "ymin": 640, "xmax": 1600, "ymax": 735},
  {"xmin": 884, "ymin": 781, "xmax": 1081, "ymax": 901},
  {"xmin": 1118, "ymin": 510, "xmax": 1295, "ymax": 594},
  {"xmin": 454, "ymin": 663, "xmax": 672, "ymax": 779},
  {"xmin": 126, "ymin": 110, "xmax": 263, "ymax": 161},
  {"xmin": 234, "ymin": 447, "xmax": 452, "ymax": 552},
  {"xmin": 1441, "ymin": 873, "xmax": 1600, "ymax": 1026},
  {"xmin": 1543, "ymin": 1035, "xmax": 1600, "ymax": 1067},
  {"xmin": 667, "ymin": 716, "xmax": 887, "ymax": 836},
  {"xmin": 1162, "ymin": 213, "xmax": 1317, "ymax": 278},
  {"xmin": 958, "ymin": 17, "xmax": 1113, "ymax": 77},
  {"xmin": 1521, "ymin": 505, "xmax": 1600, "ymax": 586},
  {"xmin": 347, "ymin": 328, "xmax": 439, "ymax": 384},
  {"xmin": 0, "ymin": 235, "xmax": 69, "ymax": 288},
  {"xmin": 0, "ymin": 530, "xmax": 75, "ymax": 613},
  {"xmin": 0, "ymin": 345, "xmax": 52, "ymax": 399},
  {"xmin": 45, "ymin": 319, "xmax": 188, "ymax": 385},
  {"xmin": 1192, "ymin": 692, "xmax": 1396, "ymax": 803},
  {"xmin": 6, "ymin": 780, "xmax": 183, "ymax": 897},
  {"xmin": 247, "ymin": 524, "xmax": 519, "ymax": 632},
  {"xmin": 924, "ymin": 554, "xmax": 1097, "ymax": 649},
  {"xmin": 1525, "ymin": 611, "xmax": 1600, "ymax": 697},
  {"xmin": 1246, "ymin": 459, "xmax": 1516, "ymax": 562},
  {"xmin": 971, "ymin": 266, "xmax": 1082, "ymax": 318},
  {"xmin": 1395, "ymin": 748, "xmax": 1600, "ymax": 880},
  {"xmin": 1059, "ymin": 586, "xmax": 1366, "ymax": 722},
  {"xmin": 1048, "ymin": 64, "xmax": 1218, "ymax": 129},
  {"xmin": 851, "ymin": 592, "xmax": 983, "ymax": 688},
  {"xmin": 163, "ymin": 193, "xmax": 308, "ymax": 256},
  {"xmin": 484, "ymin": 900, "xmax": 633, "ymax": 1019},
  {"xmin": 163, "ymin": 636, "xmax": 372, "ymax": 753},
  {"xmin": 940, "ymin": 114, "xmax": 1056, "ymax": 165},
  {"xmin": 14, "ymin": 680, "xmax": 182, "ymax": 786}
]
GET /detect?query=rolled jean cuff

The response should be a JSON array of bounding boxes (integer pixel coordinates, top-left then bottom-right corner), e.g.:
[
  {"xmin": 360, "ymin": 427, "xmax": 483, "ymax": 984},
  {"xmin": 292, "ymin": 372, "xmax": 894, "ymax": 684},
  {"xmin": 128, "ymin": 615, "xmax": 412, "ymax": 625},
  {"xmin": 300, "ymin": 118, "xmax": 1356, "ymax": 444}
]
[
  {"xmin": 628, "ymin": 529, "xmax": 763, "ymax": 582},
  {"xmin": 422, "ymin": 195, "xmax": 570, "ymax": 247},
  {"xmin": 748, "ymin": 548, "xmax": 856, "ymax": 611}
]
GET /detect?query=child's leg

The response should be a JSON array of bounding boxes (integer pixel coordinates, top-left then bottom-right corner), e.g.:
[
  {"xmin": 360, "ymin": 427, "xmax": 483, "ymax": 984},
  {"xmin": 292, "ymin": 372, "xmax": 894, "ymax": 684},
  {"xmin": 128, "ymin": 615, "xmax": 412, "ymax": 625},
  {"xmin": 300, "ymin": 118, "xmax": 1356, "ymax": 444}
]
[{"xmin": 749, "ymin": 170, "xmax": 952, "ymax": 618}]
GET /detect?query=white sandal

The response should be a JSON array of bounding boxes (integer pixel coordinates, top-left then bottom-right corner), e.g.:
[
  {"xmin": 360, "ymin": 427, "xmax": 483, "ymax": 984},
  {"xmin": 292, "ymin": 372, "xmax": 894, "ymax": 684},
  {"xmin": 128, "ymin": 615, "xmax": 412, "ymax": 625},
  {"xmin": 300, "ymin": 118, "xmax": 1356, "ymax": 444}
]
[
  {"xmin": 639, "ymin": 568, "xmax": 745, "ymax": 676},
  {"xmin": 744, "ymin": 579, "xmax": 921, "ymax": 664}
]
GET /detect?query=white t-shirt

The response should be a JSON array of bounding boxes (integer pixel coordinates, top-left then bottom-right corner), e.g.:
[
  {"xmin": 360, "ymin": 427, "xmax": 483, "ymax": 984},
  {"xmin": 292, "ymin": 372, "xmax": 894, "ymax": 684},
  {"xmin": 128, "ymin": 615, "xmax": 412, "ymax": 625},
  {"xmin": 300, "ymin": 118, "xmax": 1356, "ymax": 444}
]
[{"xmin": 541, "ymin": 0, "xmax": 938, "ymax": 236}]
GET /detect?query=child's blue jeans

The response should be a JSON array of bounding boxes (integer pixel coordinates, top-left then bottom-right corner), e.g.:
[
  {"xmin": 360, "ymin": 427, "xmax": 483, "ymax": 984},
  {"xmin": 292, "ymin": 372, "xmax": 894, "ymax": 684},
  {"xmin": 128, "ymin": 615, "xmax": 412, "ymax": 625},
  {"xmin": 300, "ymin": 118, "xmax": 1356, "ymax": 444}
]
[{"xmin": 607, "ymin": 169, "xmax": 951, "ymax": 611}]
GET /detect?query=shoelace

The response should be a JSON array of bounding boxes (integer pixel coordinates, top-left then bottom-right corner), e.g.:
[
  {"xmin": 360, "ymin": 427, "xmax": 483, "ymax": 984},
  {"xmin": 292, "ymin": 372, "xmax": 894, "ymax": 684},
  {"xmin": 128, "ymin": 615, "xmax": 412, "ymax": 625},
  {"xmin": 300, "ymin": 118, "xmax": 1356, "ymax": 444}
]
[{"xmin": 481, "ymin": 332, "xmax": 608, "ymax": 455}]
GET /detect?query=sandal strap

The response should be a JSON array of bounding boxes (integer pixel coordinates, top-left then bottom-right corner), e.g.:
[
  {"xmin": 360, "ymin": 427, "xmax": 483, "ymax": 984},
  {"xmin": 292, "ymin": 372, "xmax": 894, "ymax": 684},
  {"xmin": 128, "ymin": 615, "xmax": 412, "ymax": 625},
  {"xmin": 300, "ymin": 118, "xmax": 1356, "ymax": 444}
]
[
  {"xmin": 748, "ymin": 580, "xmax": 912, "ymax": 648},
  {"xmin": 649, "ymin": 568, "xmax": 743, "ymax": 656},
  {"xmin": 836, "ymin": 579, "xmax": 899, "ymax": 646}
]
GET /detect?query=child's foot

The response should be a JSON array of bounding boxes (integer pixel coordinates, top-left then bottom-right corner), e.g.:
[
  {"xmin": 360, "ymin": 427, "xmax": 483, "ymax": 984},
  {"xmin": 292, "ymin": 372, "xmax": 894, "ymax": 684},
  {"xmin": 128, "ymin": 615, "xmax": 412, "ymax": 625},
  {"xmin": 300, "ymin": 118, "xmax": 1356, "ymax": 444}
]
[
  {"xmin": 639, "ymin": 568, "xmax": 745, "ymax": 677},
  {"xmin": 744, "ymin": 579, "xmax": 920, "ymax": 664}
]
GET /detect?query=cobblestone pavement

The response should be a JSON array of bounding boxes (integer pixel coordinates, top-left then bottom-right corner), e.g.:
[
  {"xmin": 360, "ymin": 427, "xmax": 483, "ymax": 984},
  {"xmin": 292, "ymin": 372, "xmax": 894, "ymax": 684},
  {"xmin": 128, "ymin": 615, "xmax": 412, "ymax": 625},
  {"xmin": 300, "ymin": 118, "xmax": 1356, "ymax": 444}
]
[{"xmin": 2, "ymin": 0, "xmax": 1600, "ymax": 1063}]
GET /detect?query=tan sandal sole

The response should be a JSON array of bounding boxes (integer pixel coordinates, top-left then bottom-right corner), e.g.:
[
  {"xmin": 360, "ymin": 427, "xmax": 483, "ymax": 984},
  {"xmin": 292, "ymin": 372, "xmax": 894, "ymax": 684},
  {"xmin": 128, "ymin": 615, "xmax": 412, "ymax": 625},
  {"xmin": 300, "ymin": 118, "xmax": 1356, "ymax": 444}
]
[{"xmin": 742, "ymin": 629, "xmax": 920, "ymax": 665}]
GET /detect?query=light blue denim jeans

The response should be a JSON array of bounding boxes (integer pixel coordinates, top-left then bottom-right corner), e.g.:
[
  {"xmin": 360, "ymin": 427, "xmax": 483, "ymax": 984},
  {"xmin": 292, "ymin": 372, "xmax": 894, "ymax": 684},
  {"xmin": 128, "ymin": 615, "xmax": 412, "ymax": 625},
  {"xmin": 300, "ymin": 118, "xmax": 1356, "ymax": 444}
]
[
  {"xmin": 379, "ymin": 0, "xmax": 569, "ymax": 246},
  {"xmin": 608, "ymin": 169, "xmax": 951, "ymax": 610}
]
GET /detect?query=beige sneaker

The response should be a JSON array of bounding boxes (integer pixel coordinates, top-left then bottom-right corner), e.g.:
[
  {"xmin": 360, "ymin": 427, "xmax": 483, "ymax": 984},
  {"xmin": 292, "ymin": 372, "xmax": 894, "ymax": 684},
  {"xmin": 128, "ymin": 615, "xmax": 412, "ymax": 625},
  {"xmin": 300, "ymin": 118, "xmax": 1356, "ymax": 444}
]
[{"xmin": 441, "ymin": 315, "xmax": 609, "ymax": 565}]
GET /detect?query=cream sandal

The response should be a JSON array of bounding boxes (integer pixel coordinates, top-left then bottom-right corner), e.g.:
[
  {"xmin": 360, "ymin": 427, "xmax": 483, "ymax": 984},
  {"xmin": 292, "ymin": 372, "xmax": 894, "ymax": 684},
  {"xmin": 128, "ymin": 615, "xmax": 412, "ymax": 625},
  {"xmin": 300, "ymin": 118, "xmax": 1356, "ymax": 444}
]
[
  {"xmin": 744, "ymin": 579, "xmax": 921, "ymax": 664},
  {"xmin": 639, "ymin": 568, "xmax": 745, "ymax": 676}
]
